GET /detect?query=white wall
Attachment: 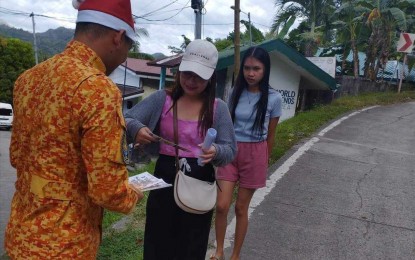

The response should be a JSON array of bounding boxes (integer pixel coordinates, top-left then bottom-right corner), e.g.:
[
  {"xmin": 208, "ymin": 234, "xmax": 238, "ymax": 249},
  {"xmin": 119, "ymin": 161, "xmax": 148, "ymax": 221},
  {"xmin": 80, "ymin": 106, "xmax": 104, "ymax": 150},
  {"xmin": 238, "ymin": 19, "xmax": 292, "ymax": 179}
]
[
  {"xmin": 109, "ymin": 67, "xmax": 140, "ymax": 88},
  {"xmin": 269, "ymin": 52, "xmax": 301, "ymax": 122}
]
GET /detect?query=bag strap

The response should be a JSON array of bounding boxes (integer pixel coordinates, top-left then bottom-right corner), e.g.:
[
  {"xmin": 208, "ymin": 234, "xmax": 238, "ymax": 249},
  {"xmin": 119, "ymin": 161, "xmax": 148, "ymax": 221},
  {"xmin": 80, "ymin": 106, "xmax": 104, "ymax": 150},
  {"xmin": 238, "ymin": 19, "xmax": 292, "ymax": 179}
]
[{"xmin": 173, "ymin": 102, "xmax": 180, "ymax": 173}]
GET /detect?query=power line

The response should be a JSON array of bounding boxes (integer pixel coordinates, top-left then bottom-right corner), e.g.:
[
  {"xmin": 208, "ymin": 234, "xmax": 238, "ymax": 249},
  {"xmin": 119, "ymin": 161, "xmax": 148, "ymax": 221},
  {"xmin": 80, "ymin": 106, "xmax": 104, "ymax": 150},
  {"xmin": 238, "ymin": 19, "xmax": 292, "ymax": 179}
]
[
  {"xmin": 1, "ymin": 3, "xmax": 189, "ymax": 25},
  {"xmin": 134, "ymin": 0, "xmax": 190, "ymax": 22},
  {"xmin": 134, "ymin": 22, "xmax": 233, "ymax": 26},
  {"xmin": 140, "ymin": 0, "xmax": 160, "ymax": 12},
  {"xmin": 140, "ymin": 6, "xmax": 190, "ymax": 16},
  {"xmin": 0, "ymin": 7, "xmax": 30, "ymax": 16},
  {"xmin": 136, "ymin": 0, "xmax": 180, "ymax": 18},
  {"xmin": 34, "ymin": 14, "xmax": 74, "ymax": 23},
  {"xmin": 0, "ymin": 5, "xmax": 272, "ymax": 33},
  {"xmin": 0, "ymin": 4, "xmax": 245, "ymax": 28},
  {"xmin": 0, "ymin": 7, "xmax": 75, "ymax": 23},
  {"xmin": 0, "ymin": 7, "xmax": 232, "ymax": 28},
  {"xmin": 252, "ymin": 22, "xmax": 272, "ymax": 30},
  {"xmin": 1, "ymin": 1, "xmax": 190, "ymax": 23}
]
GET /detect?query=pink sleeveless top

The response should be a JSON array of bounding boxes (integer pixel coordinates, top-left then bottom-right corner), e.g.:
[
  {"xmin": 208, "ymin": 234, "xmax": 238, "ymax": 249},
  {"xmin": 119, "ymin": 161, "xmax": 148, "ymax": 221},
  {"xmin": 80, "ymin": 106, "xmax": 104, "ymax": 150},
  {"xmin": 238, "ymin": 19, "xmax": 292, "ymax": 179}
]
[{"xmin": 159, "ymin": 95, "xmax": 216, "ymax": 158}]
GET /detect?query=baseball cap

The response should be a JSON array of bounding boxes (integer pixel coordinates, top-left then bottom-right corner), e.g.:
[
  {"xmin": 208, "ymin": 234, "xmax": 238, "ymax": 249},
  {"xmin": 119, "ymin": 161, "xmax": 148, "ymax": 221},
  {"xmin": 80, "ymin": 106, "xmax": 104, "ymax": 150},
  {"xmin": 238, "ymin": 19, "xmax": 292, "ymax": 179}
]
[
  {"xmin": 73, "ymin": 0, "xmax": 138, "ymax": 41},
  {"xmin": 179, "ymin": 39, "xmax": 218, "ymax": 80}
]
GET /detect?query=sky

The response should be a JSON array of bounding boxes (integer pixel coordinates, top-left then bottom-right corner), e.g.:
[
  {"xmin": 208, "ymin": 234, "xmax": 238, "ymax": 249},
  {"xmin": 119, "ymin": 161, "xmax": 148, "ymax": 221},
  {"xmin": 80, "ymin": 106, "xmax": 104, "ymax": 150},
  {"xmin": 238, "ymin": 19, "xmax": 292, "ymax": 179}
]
[{"xmin": 0, "ymin": 0, "xmax": 278, "ymax": 56}]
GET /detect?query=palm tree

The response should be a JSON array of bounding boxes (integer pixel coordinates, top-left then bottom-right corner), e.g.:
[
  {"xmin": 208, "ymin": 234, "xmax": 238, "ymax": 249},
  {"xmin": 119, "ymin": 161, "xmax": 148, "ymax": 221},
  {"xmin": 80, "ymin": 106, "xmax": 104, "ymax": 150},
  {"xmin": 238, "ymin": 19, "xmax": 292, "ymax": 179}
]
[
  {"xmin": 240, "ymin": 20, "xmax": 265, "ymax": 44},
  {"xmin": 267, "ymin": 16, "xmax": 296, "ymax": 40},
  {"xmin": 358, "ymin": 0, "xmax": 412, "ymax": 81},
  {"xmin": 331, "ymin": 0, "xmax": 368, "ymax": 78},
  {"xmin": 167, "ymin": 35, "xmax": 191, "ymax": 54},
  {"xmin": 130, "ymin": 27, "xmax": 149, "ymax": 53},
  {"xmin": 271, "ymin": 0, "xmax": 337, "ymax": 56}
]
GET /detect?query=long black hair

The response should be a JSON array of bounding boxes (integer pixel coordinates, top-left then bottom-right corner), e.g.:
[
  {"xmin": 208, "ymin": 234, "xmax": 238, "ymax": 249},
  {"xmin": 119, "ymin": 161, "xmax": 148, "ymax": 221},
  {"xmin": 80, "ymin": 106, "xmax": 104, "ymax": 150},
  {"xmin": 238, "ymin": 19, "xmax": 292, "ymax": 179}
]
[
  {"xmin": 167, "ymin": 71, "xmax": 217, "ymax": 137},
  {"xmin": 230, "ymin": 47, "xmax": 271, "ymax": 135}
]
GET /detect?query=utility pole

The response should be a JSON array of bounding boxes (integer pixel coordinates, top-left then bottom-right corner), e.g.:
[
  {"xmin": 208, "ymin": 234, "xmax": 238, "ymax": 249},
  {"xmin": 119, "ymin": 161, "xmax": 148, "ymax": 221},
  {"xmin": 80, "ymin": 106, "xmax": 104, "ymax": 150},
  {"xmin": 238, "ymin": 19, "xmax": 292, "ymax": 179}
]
[
  {"xmin": 247, "ymin": 12, "xmax": 252, "ymax": 46},
  {"xmin": 222, "ymin": 0, "xmax": 240, "ymax": 103},
  {"xmin": 231, "ymin": 5, "xmax": 251, "ymax": 47},
  {"xmin": 191, "ymin": 0, "xmax": 203, "ymax": 39},
  {"xmin": 30, "ymin": 12, "xmax": 39, "ymax": 64},
  {"xmin": 233, "ymin": 0, "xmax": 240, "ymax": 79}
]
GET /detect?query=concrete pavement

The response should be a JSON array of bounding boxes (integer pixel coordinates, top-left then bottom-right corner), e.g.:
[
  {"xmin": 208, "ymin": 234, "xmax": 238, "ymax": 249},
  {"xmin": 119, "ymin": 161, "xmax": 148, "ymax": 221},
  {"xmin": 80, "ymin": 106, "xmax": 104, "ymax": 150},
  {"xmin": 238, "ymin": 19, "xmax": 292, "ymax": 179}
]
[
  {"xmin": 0, "ymin": 130, "xmax": 15, "ymax": 256},
  {"xmin": 208, "ymin": 102, "xmax": 415, "ymax": 260}
]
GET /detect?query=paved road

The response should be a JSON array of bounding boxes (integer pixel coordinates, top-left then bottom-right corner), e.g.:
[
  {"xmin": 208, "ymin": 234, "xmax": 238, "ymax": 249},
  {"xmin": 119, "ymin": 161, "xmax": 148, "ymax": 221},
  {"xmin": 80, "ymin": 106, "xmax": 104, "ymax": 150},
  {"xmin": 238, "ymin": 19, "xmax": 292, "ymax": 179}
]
[
  {"xmin": 0, "ymin": 130, "xmax": 15, "ymax": 256},
  {"xmin": 208, "ymin": 102, "xmax": 415, "ymax": 260}
]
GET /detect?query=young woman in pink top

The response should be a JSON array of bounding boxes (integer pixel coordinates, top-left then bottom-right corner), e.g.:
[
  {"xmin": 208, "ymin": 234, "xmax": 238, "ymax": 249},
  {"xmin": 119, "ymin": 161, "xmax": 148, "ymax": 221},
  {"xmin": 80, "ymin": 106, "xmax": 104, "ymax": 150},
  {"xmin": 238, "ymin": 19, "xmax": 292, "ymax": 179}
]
[{"xmin": 125, "ymin": 40, "xmax": 236, "ymax": 260}]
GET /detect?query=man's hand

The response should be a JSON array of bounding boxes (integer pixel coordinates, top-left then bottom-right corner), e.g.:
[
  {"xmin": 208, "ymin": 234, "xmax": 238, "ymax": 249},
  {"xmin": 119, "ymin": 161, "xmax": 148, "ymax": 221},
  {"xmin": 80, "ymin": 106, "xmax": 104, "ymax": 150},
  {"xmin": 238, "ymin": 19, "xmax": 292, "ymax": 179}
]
[{"xmin": 128, "ymin": 183, "xmax": 144, "ymax": 200}]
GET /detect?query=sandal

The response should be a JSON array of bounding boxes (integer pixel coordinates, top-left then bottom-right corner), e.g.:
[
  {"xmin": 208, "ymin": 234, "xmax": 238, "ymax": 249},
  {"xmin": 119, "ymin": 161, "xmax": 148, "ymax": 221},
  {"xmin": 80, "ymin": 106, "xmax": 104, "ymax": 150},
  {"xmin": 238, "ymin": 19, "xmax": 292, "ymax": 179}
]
[{"xmin": 209, "ymin": 254, "xmax": 225, "ymax": 260}]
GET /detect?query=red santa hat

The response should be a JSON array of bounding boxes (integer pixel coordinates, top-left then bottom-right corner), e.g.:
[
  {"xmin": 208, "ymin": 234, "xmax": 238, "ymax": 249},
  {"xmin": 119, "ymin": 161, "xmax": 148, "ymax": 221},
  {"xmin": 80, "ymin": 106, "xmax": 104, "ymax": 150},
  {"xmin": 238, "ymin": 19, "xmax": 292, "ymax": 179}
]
[{"xmin": 73, "ymin": 0, "xmax": 137, "ymax": 41}]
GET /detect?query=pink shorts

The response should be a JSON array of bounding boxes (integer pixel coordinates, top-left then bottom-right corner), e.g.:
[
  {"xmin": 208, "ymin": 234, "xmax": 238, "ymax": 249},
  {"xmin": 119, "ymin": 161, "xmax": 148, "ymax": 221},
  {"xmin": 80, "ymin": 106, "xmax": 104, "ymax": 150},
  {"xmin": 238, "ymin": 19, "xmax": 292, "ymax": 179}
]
[{"xmin": 216, "ymin": 141, "xmax": 268, "ymax": 189}]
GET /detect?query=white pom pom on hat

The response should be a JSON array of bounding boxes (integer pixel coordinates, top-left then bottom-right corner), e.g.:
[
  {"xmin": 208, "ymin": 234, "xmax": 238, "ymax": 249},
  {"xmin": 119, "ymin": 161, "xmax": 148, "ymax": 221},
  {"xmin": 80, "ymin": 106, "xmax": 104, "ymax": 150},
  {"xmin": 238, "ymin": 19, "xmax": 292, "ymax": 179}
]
[{"xmin": 72, "ymin": 0, "xmax": 84, "ymax": 9}]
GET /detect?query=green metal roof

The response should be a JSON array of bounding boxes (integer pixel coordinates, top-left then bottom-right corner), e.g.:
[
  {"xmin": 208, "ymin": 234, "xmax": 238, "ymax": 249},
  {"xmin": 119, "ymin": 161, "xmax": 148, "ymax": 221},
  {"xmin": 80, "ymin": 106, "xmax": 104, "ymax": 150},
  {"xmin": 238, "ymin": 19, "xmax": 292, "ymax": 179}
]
[{"xmin": 216, "ymin": 39, "xmax": 337, "ymax": 91}]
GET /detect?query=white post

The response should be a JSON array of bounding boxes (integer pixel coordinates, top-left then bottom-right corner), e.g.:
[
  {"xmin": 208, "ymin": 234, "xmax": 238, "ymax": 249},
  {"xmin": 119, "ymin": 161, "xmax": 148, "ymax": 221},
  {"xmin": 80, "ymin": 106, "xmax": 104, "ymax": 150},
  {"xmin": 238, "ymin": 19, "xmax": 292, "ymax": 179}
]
[{"xmin": 398, "ymin": 53, "xmax": 407, "ymax": 94}]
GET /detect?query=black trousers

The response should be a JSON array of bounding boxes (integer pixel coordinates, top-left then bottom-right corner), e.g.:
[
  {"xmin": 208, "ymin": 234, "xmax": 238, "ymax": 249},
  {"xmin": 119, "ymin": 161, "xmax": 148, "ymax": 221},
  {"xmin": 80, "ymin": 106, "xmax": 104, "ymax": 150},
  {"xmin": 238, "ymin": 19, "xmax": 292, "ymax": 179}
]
[{"xmin": 143, "ymin": 154, "xmax": 215, "ymax": 260}]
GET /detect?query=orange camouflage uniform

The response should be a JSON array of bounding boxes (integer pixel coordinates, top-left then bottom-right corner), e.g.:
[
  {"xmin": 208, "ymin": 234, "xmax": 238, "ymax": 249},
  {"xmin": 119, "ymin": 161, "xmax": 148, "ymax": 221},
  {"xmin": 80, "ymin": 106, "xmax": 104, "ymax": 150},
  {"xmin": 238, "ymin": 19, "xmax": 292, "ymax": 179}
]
[{"xmin": 5, "ymin": 40, "xmax": 139, "ymax": 259}]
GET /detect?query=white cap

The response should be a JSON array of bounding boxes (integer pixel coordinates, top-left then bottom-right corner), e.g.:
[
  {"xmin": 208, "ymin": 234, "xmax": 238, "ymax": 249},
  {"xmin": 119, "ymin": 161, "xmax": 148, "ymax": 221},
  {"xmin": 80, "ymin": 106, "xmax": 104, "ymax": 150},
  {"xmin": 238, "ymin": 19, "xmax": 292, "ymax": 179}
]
[{"xmin": 179, "ymin": 40, "xmax": 218, "ymax": 80}]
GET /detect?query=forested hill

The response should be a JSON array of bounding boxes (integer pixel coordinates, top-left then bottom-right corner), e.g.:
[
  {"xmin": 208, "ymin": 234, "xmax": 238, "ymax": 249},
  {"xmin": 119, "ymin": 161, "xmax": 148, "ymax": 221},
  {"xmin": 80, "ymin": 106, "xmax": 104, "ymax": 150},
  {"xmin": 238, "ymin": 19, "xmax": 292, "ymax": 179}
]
[
  {"xmin": 0, "ymin": 24, "xmax": 165, "ymax": 60},
  {"xmin": 0, "ymin": 24, "xmax": 73, "ymax": 58}
]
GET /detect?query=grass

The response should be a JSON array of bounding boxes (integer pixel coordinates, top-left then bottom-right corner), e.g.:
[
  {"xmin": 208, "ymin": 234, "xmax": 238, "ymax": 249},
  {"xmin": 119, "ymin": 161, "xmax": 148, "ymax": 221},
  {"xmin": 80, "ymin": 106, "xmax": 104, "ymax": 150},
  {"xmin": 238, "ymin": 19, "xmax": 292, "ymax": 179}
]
[
  {"xmin": 97, "ymin": 90, "xmax": 415, "ymax": 259},
  {"xmin": 98, "ymin": 228, "xmax": 144, "ymax": 260},
  {"xmin": 97, "ymin": 163, "xmax": 155, "ymax": 260},
  {"xmin": 271, "ymin": 91, "xmax": 415, "ymax": 163}
]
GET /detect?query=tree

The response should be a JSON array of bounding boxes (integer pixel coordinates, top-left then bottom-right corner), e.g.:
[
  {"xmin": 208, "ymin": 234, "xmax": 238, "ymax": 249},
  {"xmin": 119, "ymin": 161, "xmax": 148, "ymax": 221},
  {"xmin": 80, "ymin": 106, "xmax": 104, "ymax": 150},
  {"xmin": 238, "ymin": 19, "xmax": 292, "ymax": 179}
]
[
  {"xmin": 128, "ymin": 52, "xmax": 154, "ymax": 60},
  {"xmin": 168, "ymin": 35, "xmax": 191, "ymax": 54},
  {"xmin": 284, "ymin": 21, "xmax": 310, "ymax": 53},
  {"xmin": 129, "ymin": 27, "xmax": 149, "ymax": 54},
  {"xmin": 240, "ymin": 20, "xmax": 266, "ymax": 45},
  {"xmin": 271, "ymin": 0, "xmax": 337, "ymax": 56},
  {"xmin": 331, "ymin": 0, "xmax": 368, "ymax": 77},
  {"xmin": 213, "ymin": 38, "xmax": 233, "ymax": 51},
  {"xmin": 211, "ymin": 24, "xmax": 266, "ymax": 52},
  {"xmin": 359, "ymin": 0, "xmax": 414, "ymax": 81},
  {"xmin": 126, "ymin": 26, "xmax": 150, "ymax": 59},
  {"xmin": 0, "ymin": 37, "xmax": 35, "ymax": 104}
]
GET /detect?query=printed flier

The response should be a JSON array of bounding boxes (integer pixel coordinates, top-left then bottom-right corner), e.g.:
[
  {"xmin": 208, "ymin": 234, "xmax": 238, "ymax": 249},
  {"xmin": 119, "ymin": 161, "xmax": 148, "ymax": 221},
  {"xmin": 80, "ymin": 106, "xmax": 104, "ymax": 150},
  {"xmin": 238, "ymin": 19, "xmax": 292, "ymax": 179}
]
[{"xmin": 129, "ymin": 171, "xmax": 172, "ymax": 192}]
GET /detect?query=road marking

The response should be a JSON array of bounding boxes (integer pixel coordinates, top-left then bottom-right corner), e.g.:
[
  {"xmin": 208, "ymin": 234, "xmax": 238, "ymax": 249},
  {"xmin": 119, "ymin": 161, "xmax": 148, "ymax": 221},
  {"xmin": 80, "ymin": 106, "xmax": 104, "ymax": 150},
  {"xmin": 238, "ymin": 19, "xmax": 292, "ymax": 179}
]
[
  {"xmin": 318, "ymin": 106, "xmax": 378, "ymax": 137},
  {"xmin": 220, "ymin": 106, "xmax": 378, "ymax": 250}
]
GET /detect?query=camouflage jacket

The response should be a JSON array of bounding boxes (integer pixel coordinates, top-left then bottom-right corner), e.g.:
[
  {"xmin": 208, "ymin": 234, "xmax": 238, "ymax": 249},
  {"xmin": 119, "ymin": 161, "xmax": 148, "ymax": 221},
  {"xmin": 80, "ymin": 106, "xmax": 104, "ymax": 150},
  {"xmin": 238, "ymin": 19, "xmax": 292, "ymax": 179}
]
[{"xmin": 5, "ymin": 40, "xmax": 139, "ymax": 259}]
